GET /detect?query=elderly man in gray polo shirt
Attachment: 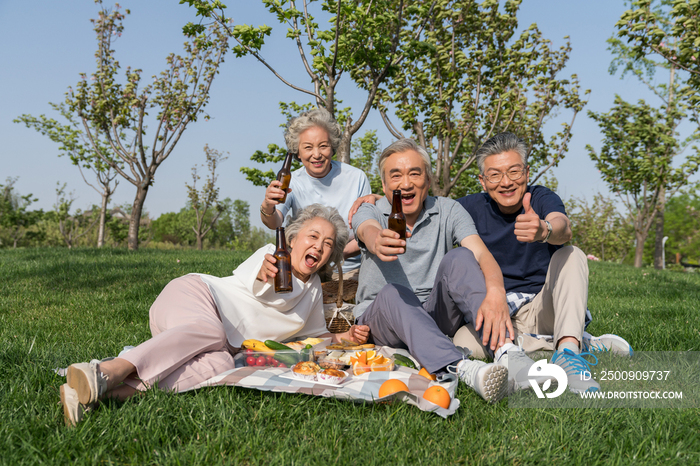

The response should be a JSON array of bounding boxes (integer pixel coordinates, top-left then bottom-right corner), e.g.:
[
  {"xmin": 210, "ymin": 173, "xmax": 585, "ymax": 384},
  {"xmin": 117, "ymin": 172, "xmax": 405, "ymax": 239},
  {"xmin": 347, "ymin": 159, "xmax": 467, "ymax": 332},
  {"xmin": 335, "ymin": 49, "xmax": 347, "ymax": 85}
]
[{"xmin": 351, "ymin": 138, "xmax": 548, "ymax": 403}]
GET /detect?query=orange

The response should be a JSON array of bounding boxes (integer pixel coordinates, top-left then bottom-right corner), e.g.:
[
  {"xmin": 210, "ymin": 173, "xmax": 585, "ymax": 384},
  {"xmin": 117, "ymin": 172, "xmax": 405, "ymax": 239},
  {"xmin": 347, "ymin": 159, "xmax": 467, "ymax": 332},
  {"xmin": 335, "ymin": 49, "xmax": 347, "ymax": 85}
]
[
  {"xmin": 418, "ymin": 367, "xmax": 437, "ymax": 381},
  {"xmin": 365, "ymin": 350, "xmax": 379, "ymax": 361},
  {"xmin": 352, "ymin": 361, "xmax": 371, "ymax": 376},
  {"xmin": 422, "ymin": 385, "xmax": 451, "ymax": 409},
  {"xmin": 370, "ymin": 357, "xmax": 392, "ymax": 372},
  {"xmin": 378, "ymin": 379, "xmax": 410, "ymax": 398}
]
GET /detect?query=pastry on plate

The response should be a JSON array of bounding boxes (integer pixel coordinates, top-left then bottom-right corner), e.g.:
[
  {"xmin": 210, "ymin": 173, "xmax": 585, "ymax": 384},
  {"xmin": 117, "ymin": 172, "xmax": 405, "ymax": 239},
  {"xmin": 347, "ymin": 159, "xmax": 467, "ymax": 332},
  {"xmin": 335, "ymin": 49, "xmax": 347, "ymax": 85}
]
[
  {"xmin": 317, "ymin": 369, "xmax": 348, "ymax": 384},
  {"xmin": 291, "ymin": 361, "xmax": 321, "ymax": 381}
]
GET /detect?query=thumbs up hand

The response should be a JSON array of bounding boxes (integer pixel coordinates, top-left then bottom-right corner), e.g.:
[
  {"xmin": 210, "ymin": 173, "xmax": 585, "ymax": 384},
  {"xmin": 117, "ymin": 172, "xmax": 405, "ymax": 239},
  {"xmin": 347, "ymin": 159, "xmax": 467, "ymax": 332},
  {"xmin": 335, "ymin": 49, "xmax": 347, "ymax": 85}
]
[{"xmin": 514, "ymin": 192, "xmax": 545, "ymax": 243}]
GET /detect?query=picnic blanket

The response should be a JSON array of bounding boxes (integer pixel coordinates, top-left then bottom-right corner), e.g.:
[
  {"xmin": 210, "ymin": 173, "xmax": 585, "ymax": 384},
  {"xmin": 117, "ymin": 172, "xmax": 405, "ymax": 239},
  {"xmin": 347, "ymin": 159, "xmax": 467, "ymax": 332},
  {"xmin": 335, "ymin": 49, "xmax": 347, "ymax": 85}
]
[
  {"xmin": 188, "ymin": 364, "xmax": 460, "ymax": 418},
  {"xmin": 58, "ymin": 346, "xmax": 461, "ymax": 418}
]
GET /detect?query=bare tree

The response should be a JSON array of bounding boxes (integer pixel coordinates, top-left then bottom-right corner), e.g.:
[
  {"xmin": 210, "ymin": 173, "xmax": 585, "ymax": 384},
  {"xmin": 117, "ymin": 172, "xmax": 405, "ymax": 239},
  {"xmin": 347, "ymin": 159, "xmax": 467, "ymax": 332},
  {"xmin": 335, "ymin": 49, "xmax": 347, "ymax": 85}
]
[{"xmin": 186, "ymin": 145, "xmax": 228, "ymax": 250}]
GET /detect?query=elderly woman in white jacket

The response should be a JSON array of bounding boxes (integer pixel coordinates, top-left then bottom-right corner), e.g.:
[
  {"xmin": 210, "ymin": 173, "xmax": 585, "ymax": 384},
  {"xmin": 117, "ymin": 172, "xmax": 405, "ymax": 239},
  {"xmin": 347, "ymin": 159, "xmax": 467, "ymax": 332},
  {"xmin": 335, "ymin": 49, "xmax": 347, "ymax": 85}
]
[{"xmin": 60, "ymin": 204, "xmax": 369, "ymax": 426}]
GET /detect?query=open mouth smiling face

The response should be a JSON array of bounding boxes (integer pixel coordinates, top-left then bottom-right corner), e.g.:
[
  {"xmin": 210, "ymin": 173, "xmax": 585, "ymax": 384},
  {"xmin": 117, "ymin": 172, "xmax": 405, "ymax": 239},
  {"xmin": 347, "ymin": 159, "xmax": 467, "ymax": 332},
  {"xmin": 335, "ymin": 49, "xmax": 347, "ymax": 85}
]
[
  {"xmin": 289, "ymin": 218, "xmax": 336, "ymax": 282},
  {"xmin": 381, "ymin": 149, "xmax": 430, "ymax": 224}
]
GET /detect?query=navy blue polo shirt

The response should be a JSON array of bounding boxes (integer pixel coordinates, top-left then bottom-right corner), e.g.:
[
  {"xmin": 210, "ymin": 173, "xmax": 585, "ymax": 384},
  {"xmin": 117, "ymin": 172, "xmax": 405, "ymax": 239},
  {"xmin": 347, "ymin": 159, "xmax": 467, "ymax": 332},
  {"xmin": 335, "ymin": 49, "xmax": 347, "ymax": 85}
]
[{"xmin": 456, "ymin": 185, "xmax": 566, "ymax": 294}]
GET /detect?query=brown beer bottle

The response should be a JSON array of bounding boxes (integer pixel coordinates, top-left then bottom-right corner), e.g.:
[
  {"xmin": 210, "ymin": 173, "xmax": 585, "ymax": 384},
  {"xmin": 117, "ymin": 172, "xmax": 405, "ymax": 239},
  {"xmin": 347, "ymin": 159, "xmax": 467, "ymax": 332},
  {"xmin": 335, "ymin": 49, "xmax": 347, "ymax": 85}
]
[
  {"xmin": 274, "ymin": 227, "xmax": 293, "ymax": 293},
  {"xmin": 388, "ymin": 189, "xmax": 407, "ymax": 242},
  {"xmin": 276, "ymin": 152, "xmax": 294, "ymax": 204}
]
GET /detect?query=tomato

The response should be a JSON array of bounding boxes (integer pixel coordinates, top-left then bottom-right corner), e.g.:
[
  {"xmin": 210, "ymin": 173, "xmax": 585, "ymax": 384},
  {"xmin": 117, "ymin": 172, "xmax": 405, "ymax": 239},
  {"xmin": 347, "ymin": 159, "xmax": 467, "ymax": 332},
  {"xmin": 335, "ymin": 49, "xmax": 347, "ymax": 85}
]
[
  {"xmin": 246, "ymin": 356, "xmax": 257, "ymax": 366},
  {"xmin": 278, "ymin": 363, "xmax": 287, "ymax": 368},
  {"xmin": 266, "ymin": 355, "xmax": 276, "ymax": 365},
  {"xmin": 244, "ymin": 349, "xmax": 254, "ymax": 356},
  {"xmin": 256, "ymin": 356, "xmax": 267, "ymax": 366}
]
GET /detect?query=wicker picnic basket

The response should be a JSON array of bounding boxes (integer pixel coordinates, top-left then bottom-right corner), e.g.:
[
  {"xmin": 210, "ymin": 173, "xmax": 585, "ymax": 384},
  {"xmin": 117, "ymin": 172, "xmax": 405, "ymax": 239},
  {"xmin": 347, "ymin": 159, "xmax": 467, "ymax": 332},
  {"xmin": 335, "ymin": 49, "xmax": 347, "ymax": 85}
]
[{"xmin": 321, "ymin": 265, "xmax": 357, "ymax": 333}]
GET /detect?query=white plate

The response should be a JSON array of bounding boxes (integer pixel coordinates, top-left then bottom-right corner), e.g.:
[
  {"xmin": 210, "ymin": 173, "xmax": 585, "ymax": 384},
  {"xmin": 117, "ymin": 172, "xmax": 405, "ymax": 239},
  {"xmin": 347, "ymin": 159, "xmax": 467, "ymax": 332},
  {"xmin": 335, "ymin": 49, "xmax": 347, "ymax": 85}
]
[{"xmin": 278, "ymin": 371, "xmax": 351, "ymax": 388}]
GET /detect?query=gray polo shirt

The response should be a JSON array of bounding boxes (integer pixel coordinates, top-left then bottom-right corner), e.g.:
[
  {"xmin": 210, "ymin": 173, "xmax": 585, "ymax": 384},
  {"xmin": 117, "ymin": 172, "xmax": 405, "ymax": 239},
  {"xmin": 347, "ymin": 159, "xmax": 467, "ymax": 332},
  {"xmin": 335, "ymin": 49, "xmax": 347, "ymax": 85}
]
[{"xmin": 352, "ymin": 196, "xmax": 478, "ymax": 317}]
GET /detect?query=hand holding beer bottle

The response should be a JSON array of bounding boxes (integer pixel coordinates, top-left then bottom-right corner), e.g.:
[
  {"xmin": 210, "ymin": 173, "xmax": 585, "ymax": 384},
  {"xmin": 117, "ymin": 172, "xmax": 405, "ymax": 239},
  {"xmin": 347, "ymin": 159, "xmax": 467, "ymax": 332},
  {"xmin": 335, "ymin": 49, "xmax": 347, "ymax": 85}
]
[
  {"xmin": 388, "ymin": 189, "xmax": 407, "ymax": 244},
  {"xmin": 273, "ymin": 227, "xmax": 293, "ymax": 293},
  {"xmin": 261, "ymin": 152, "xmax": 295, "ymax": 220},
  {"xmin": 276, "ymin": 151, "xmax": 294, "ymax": 204}
]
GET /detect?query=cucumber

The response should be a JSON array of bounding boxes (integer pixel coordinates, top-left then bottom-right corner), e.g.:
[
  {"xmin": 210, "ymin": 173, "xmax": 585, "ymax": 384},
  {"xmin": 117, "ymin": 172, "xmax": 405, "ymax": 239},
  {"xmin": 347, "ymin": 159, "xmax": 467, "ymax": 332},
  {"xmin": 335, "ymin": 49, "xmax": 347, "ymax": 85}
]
[
  {"xmin": 273, "ymin": 352, "xmax": 299, "ymax": 366},
  {"xmin": 393, "ymin": 354, "xmax": 416, "ymax": 369},
  {"xmin": 265, "ymin": 340, "xmax": 295, "ymax": 351},
  {"xmin": 265, "ymin": 340, "xmax": 301, "ymax": 366}
]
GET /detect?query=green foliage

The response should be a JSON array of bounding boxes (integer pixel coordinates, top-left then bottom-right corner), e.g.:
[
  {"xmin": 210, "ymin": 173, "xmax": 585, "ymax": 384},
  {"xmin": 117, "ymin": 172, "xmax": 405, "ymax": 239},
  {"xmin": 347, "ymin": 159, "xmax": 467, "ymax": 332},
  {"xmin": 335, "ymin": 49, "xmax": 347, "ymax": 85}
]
[
  {"xmin": 184, "ymin": 1, "xmax": 423, "ymax": 162},
  {"xmin": 349, "ymin": 129, "xmax": 383, "ymax": 193},
  {"xmin": 373, "ymin": 0, "xmax": 589, "ymax": 197},
  {"xmin": 616, "ymin": 0, "xmax": 700, "ymax": 110},
  {"xmin": 659, "ymin": 185, "xmax": 700, "ymax": 265},
  {"xmin": 0, "ymin": 177, "xmax": 42, "ymax": 248},
  {"xmin": 15, "ymin": 101, "xmax": 122, "ymax": 248},
  {"xmin": 62, "ymin": 1, "xmax": 228, "ymax": 250},
  {"xmin": 566, "ymin": 193, "xmax": 634, "ymax": 263},
  {"xmin": 239, "ymin": 102, "xmax": 307, "ymax": 187},
  {"xmin": 587, "ymin": 95, "xmax": 700, "ymax": 266},
  {"xmin": 52, "ymin": 183, "xmax": 105, "ymax": 249}
]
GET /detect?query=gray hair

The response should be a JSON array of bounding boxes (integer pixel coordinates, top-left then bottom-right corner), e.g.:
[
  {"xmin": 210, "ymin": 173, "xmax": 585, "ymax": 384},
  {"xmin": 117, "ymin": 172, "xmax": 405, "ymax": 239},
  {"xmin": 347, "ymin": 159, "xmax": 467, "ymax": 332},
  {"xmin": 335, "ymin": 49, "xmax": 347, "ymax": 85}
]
[
  {"xmin": 284, "ymin": 108, "xmax": 342, "ymax": 157},
  {"xmin": 377, "ymin": 138, "xmax": 432, "ymax": 185},
  {"xmin": 285, "ymin": 203, "xmax": 349, "ymax": 275},
  {"xmin": 475, "ymin": 132, "xmax": 529, "ymax": 174}
]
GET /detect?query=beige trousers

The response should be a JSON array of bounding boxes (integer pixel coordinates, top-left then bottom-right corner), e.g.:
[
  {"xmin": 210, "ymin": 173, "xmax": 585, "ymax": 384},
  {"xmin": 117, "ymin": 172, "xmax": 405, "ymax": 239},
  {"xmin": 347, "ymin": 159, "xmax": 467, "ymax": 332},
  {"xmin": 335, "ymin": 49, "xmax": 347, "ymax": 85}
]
[
  {"xmin": 453, "ymin": 246, "xmax": 588, "ymax": 359},
  {"xmin": 121, "ymin": 274, "xmax": 237, "ymax": 392}
]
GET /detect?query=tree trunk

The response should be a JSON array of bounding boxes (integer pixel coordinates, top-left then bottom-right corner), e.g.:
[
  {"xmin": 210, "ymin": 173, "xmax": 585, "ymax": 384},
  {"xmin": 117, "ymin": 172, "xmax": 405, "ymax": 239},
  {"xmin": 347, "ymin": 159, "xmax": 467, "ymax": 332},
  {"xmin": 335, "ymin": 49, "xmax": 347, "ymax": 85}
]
[
  {"xmin": 128, "ymin": 183, "xmax": 149, "ymax": 251},
  {"xmin": 337, "ymin": 123, "xmax": 352, "ymax": 164},
  {"xmin": 196, "ymin": 235, "xmax": 203, "ymax": 250},
  {"xmin": 634, "ymin": 230, "xmax": 646, "ymax": 268},
  {"xmin": 97, "ymin": 193, "xmax": 109, "ymax": 248},
  {"xmin": 653, "ymin": 188, "xmax": 665, "ymax": 270}
]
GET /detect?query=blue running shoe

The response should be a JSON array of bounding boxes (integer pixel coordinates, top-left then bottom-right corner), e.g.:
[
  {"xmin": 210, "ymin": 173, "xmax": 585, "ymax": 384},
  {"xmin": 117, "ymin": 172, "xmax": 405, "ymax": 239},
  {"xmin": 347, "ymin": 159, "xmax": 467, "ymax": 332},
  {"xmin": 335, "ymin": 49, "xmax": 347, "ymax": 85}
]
[{"xmin": 551, "ymin": 349, "xmax": 600, "ymax": 394}]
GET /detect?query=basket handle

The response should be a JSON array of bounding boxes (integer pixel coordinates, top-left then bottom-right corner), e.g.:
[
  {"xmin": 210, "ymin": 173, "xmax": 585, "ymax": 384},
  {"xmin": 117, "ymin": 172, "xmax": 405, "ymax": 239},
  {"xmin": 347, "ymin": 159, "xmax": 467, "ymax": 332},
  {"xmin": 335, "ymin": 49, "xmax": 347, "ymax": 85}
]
[{"xmin": 336, "ymin": 264, "xmax": 344, "ymax": 308}]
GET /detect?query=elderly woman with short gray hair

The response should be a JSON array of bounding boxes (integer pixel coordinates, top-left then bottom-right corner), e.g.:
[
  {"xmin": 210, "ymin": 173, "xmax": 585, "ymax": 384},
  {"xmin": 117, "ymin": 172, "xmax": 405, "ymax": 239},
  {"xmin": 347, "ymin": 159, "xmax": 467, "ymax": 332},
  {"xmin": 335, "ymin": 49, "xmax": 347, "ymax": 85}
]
[
  {"xmin": 59, "ymin": 204, "xmax": 369, "ymax": 426},
  {"xmin": 260, "ymin": 108, "xmax": 372, "ymax": 278}
]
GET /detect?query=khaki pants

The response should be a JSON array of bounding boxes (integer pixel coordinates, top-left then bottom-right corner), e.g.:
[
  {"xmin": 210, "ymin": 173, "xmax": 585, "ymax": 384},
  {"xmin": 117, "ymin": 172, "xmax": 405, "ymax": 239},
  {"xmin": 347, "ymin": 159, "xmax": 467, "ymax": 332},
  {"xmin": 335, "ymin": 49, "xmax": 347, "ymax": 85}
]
[{"xmin": 453, "ymin": 246, "xmax": 588, "ymax": 359}]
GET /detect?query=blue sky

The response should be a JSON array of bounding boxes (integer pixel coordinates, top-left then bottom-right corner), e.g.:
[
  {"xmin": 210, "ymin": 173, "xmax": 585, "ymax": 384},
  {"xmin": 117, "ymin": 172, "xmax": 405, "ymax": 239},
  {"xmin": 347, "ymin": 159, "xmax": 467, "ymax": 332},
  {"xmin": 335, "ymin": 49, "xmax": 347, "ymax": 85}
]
[{"xmin": 0, "ymin": 0, "xmax": 681, "ymax": 229}]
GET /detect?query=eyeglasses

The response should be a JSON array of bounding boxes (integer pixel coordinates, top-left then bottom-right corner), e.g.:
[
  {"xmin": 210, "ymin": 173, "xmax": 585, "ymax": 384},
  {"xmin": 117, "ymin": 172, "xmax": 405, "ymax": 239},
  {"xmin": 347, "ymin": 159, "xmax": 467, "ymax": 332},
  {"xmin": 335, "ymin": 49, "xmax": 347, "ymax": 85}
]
[{"xmin": 481, "ymin": 167, "xmax": 527, "ymax": 184}]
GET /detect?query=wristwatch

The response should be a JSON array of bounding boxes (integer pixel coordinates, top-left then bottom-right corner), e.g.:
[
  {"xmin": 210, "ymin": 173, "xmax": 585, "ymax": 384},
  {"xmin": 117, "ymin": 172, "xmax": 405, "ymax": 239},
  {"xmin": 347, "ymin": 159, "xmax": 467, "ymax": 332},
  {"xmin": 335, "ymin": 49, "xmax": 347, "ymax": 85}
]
[{"xmin": 539, "ymin": 220, "xmax": 552, "ymax": 243}]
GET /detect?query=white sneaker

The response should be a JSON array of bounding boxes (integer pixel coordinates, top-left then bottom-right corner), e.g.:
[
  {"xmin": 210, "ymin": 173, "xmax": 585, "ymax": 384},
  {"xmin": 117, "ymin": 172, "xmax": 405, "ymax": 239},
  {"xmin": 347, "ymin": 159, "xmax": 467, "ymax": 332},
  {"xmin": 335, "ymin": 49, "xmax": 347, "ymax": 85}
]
[
  {"xmin": 450, "ymin": 359, "xmax": 508, "ymax": 403},
  {"xmin": 496, "ymin": 340, "xmax": 554, "ymax": 392},
  {"xmin": 551, "ymin": 349, "xmax": 600, "ymax": 394},
  {"xmin": 582, "ymin": 332, "xmax": 633, "ymax": 356},
  {"xmin": 60, "ymin": 383, "xmax": 86, "ymax": 427},
  {"xmin": 66, "ymin": 360, "xmax": 109, "ymax": 405}
]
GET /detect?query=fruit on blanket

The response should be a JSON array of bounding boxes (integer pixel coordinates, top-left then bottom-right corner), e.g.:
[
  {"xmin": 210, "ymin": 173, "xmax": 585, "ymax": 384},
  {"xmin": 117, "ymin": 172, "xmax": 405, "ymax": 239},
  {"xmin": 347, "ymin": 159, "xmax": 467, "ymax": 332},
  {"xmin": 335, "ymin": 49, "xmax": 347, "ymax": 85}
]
[
  {"xmin": 378, "ymin": 379, "xmax": 410, "ymax": 398},
  {"xmin": 369, "ymin": 355, "xmax": 392, "ymax": 372},
  {"xmin": 242, "ymin": 339, "xmax": 272, "ymax": 352},
  {"xmin": 418, "ymin": 368, "xmax": 437, "ymax": 381},
  {"xmin": 350, "ymin": 351, "xmax": 394, "ymax": 375},
  {"xmin": 422, "ymin": 385, "xmax": 450, "ymax": 409}
]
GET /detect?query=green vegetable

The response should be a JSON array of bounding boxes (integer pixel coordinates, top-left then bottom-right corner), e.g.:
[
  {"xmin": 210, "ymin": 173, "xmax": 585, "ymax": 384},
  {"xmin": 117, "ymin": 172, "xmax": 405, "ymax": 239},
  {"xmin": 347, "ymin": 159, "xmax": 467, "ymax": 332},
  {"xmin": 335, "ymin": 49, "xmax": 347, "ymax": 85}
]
[
  {"xmin": 264, "ymin": 340, "xmax": 294, "ymax": 351},
  {"xmin": 393, "ymin": 354, "xmax": 416, "ymax": 369},
  {"xmin": 273, "ymin": 352, "xmax": 299, "ymax": 366}
]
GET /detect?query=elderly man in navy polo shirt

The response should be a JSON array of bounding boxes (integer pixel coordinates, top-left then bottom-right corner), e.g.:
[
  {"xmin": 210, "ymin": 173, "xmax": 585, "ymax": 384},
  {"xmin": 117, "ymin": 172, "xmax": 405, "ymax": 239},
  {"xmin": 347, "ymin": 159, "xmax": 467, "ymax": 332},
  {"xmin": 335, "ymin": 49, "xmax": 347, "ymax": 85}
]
[
  {"xmin": 351, "ymin": 138, "xmax": 548, "ymax": 403},
  {"xmin": 455, "ymin": 132, "xmax": 632, "ymax": 394}
]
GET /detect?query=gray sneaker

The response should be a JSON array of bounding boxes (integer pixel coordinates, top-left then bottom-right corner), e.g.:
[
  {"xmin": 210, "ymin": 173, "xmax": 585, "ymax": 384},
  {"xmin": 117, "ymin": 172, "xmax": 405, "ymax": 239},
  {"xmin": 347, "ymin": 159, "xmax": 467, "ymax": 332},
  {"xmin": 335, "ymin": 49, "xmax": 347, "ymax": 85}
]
[
  {"xmin": 582, "ymin": 332, "xmax": 633, "ymax": 356},
  {"xmin": 450, "ymin": 359, "xmax": 508, "ymax": 403},
  {"xmin": 551, "ymin": 349, "xmax": 600, "ymax": 394},
  {"xmin": 496, "ymin": 342, "xmax": 554, "ymax": 392}
]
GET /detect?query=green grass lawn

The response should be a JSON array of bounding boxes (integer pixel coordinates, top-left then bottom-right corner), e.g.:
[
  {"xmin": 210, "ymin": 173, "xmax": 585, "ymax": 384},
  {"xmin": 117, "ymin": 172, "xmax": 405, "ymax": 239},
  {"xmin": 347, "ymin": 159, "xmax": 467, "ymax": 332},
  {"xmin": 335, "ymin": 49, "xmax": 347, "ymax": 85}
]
[{"xmin": 1, "ymin": 248, "xmax": 699, "ymax": 465}]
